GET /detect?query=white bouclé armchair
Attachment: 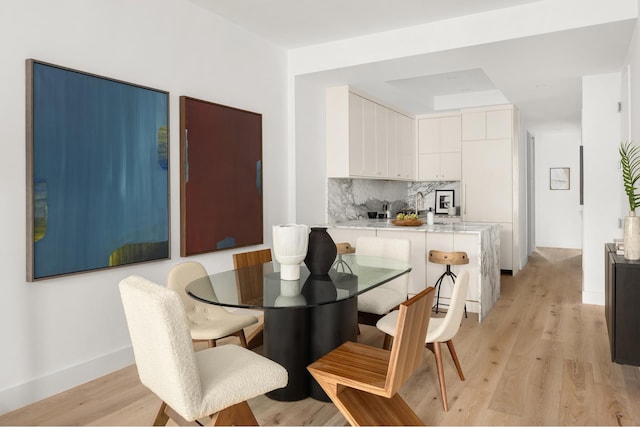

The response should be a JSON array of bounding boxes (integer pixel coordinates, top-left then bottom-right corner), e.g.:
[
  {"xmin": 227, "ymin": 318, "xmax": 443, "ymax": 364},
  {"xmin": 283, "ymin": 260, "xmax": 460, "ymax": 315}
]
[{"xmin": 119, "ymin": 275, "xmax": 288, "ymax": 425}]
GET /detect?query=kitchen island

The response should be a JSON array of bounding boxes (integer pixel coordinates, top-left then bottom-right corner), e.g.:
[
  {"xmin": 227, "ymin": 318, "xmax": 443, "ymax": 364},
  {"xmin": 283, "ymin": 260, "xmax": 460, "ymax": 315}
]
[{"xmin": 326, "ymin": 219, "xmax": 500, "ymax": 321}]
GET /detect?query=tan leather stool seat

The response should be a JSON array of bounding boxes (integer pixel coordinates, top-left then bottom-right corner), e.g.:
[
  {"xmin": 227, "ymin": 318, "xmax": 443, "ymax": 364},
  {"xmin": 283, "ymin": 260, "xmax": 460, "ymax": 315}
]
[{"xmin": 429, "ymin": 250, "xmax": 469, "ymax": 266}]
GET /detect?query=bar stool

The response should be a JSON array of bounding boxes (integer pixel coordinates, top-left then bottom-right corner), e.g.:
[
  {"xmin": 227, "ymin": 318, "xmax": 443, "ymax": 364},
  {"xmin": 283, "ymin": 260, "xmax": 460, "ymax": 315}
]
[{"xmin": 428, "ymin": 250, "xmax": 468, "ymax": 318}]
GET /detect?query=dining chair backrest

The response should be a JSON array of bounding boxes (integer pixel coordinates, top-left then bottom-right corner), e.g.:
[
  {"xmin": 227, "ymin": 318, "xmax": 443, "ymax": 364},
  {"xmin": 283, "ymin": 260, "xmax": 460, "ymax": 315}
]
[
  {"xmin": 232, "ymin": 248, "xmax": 272, "ymax": 269},
  {"xmin": 385, "ymin": 286, "xmax": 435, "ymax": 396},
  {"xmin": 430, "ymin": 270, "xmax": 470, "ymax": 343},
  {"xmin": 119, "ymin": 275, "xmax": 202, "ymax": 419},
  {"xmin": 167, "ymin": 261, "xmax": 214, "ymax": 309}
]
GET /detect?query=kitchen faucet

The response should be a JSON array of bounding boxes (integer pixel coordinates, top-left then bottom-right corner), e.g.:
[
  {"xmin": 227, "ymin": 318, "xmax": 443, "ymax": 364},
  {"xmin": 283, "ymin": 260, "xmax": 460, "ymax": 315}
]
[{"xmin": 415, "ymin": 191, "xmax": 424, "ymax": 215}]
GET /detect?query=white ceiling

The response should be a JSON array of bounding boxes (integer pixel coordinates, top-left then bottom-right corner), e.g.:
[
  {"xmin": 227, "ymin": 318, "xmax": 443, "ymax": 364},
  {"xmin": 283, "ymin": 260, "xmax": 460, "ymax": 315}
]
[
  {"xmin": 191, "ymin": 0, "xmax": 637, "ymax": 132},
  {"xmin": 191, "ymin": 0, "xmax": 543, "ymax": 48}
]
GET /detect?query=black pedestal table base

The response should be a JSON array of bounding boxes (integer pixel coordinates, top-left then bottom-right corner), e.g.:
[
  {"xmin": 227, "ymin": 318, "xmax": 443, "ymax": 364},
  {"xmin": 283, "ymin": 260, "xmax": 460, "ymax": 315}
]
[{"xmin": 263, "ymin": 296, "xmax": 358, "ymax": 401}]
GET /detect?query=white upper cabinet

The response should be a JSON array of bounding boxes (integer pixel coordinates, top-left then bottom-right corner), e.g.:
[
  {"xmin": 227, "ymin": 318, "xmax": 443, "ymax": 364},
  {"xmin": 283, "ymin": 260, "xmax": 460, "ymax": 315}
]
[
  {"xmin": 417, "ymin": 113, "xmax": 461, "ymax": 181},
  {"xmin": 326, "ymin": 85, "xmax": 415, "ymax": 180},
  {"xmin": 462, "ymin": 106, "xmax": 512, "ymax": 141}
]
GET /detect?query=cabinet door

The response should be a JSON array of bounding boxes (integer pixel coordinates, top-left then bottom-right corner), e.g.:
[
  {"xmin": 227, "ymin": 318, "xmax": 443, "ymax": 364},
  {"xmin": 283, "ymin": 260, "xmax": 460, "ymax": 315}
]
[
  {"xmin": 425, "ymin": 232, "xmax": 455, "ymax": 290},
  {"xmin": 387, "ymin": 110, "xmax": 400, "ymax": 179},
  {"xmin": 440, "ymin": 152, "xmax": 461, "ymax": 181},
  {"xmin": 374, "ymin": 104, "xmax": 388, "ymax": 177},
  {"xmin": 452, "ymin": 233, "xmax": 480, "ymax": 307},
  {"xmin": 347, "ymin": 93, "xmax": 365, "ymax": 176},
  {"xmin": 462, "ymin": 139, "xmax": 512, "ymax": 222},
  {"xmin": 498, "ymin": 222, "xmax": 513, "ymax": 271},
  {"xmin": 486, "ymin": 109, "xmax": 512, "ymax": 139},
  {"xmin": 362, "ymin": 98, "xmax": 377, "ymax": 177},
  {"xmin": 376, "ymin": 229, "xmax": 427, "ymax": 296},
  {"xmin": 426, "ymin": 232, "xmax": 479, "ymax": 312},
  {"xmin": 418, "ymin": 153, "xmax": 440, "ymax": 180},
  {"xmin": 462, "ymin": 111, "xmax": 486, "ymax": 141},
  {"xmin": 399, "ymin": 114, "xmax": 416, "ymax": 179},
  {"xmin": 440, "ymin": 115, "xmax": 462, "ymax": 152},
  {"xmin": 418, "ymin": 118, "xmax": 439, "ymax": 153}
]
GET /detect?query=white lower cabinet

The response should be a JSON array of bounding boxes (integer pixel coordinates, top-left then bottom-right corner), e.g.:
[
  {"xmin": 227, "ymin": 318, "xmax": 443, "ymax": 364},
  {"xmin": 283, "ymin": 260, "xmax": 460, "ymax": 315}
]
[
  {"xmin": 375, "ymin": 229, "xmax": 427, "ymax": 298},
  {"xmin": 327, "ymin": 227, "xmax": 376, "ymax": 246},
  {"xmin": 327, "ymin": 226, "xmax": 485, "ymax": 317},
  {"xmin": 498, "ymin": 222, "xmax": 513, "ymax": 271}
]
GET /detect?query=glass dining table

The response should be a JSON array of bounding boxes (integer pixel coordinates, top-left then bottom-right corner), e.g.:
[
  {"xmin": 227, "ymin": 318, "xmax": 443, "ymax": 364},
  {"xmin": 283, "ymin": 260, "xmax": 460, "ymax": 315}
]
[{"xmin": 186, "ymin": 253, "xmax": 411, "ymax": 402}]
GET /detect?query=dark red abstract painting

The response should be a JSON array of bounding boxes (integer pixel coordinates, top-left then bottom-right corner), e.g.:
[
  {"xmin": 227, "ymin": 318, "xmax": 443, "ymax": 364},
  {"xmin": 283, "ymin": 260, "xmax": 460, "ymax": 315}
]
[{"xmin": 180, "ymin": 96, "xmax": 263, "ymax": 256}]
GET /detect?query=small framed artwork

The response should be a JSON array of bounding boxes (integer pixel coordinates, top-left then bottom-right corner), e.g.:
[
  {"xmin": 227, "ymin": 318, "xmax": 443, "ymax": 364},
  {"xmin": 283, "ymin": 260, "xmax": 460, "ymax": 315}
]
[
  {"xmin": 434, "ymin": 190, "xmax": 455, "ymax": 214},
  {"xmin": 550, "ymin": 167, "xmax": 570, "ymax": 190}
]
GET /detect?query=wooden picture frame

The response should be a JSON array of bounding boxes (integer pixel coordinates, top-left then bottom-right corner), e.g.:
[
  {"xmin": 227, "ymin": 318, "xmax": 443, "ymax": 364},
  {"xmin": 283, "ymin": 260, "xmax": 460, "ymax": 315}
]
[
  {"xmin": 179, "ymin": 96, "xmax": 263, "ymax": 256},
  {"xmin": 26, "ymin": 59, "xmax": 170, "ymax": 281}
]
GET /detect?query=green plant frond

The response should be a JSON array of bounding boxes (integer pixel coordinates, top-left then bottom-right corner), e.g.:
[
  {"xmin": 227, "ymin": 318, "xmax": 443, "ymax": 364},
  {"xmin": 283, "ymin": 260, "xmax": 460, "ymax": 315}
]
[{"xmin": 620, "ymin": 141, "xmax": 640, "ymax": 211}]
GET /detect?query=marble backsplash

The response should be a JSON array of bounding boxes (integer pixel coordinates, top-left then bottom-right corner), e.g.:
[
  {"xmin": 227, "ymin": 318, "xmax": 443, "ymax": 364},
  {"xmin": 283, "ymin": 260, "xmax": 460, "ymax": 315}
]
[{"xmin": 327, "ymin": 178, "xmax": 461, "ymax": 222}]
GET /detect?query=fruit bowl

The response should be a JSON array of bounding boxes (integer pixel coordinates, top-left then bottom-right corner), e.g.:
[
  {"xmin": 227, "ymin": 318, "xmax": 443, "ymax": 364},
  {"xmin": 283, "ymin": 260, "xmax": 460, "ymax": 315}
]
[{"xmin": 391, "ymin": 219, "xmax": 425, "ymax": 226}]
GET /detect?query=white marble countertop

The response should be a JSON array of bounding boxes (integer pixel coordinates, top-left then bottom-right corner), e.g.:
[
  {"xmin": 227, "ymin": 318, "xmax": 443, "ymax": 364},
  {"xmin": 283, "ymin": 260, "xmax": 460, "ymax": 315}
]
[{"xmin": 325, "ymin": 219, "xmax": 499, "ymax": 234}]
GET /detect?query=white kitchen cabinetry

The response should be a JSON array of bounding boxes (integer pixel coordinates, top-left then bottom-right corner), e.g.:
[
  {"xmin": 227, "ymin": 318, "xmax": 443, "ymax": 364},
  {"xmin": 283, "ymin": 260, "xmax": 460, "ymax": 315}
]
[
  {"xmin": 326, "ymin": 85, "xmax": 415, "ymax": 180},
  {"xmin": 462, "ymin": 138, "xmax": 512, "ymax": 222},
  {"xmin": 461, "ymin": 104, "xmax": 519, "ymax": 274},
  {"xmin": 417, "ymin": 113, "xmax": 461, "ymax": 181},
  {"xmin": 326, "ymin": 223, "xmax": 500, "ymax": 321},
  {"xmin": 327, "ymin": 227, "xmax": 376, "ymax": 247},
  {"xmin": 376, "ymin": 229, "xmax": 427, "ymax": 300},
  {"xmin": 425, "ymin": 232, "xmax": 481, "ymax": 313},
  {"xmin": 498, "ymin": 222, "xmax": 513, "ymax": 271},
  {"xmin": 387, "ymin": 111, "xmax": 415, "ymax": 180},
  {"xmin": 462, "ymin": 107, "xmax": 512, "ymax": 141},
  {"xmin": 398, "ymin": 114, "xmax": 416, "ymax": 180}
]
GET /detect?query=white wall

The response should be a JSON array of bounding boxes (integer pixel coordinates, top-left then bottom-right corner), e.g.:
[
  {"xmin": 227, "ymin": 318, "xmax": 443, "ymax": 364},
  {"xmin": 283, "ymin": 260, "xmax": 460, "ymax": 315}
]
[
  {"xmin": 626, "ymin": 3, "xmax": 640, "ymax": 157},
  {"xmin": 0, "ymin": 0, "xmax": 288, "ymax": 413},
  {"xmin": 294, "ymin": 76, "xmax": 328, "ymax": 225},
  {"xmin": 534, "ymin": 129, "xmax": 583, "ymax": 249},
  {"xmin": 581, "ymin": 72, "xmax": 622, "ymax": 305}
]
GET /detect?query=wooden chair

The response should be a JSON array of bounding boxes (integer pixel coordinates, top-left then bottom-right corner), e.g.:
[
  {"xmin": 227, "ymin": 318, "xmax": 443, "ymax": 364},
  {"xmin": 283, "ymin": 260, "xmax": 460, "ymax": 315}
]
[
  {"xmin": 119, "ymin": 275, "xmax": 287, "ymax": 426},
  {"xmin": 307, "ymin": 287, "xmax": 435, "ymax": 426},
  {"xmin": 167, "ymin": 261, "xmax": 258, "ymax": 348},
  {"xmin": 232, "ymin": 248, "xmax": 272, "ymax": 349},
  {"xmin": 377, "ymin": 271, "xmax": 469, "ymax": 411}
]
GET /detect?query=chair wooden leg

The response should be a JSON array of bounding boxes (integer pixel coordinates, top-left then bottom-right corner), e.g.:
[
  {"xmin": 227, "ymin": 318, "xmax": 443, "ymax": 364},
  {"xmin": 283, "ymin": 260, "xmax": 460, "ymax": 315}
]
[
  {"xmin": 210, "ymin": 401, "xmax": 258, "ymax": 426},
  {"xmin": 429, "ymin": 342, "xmax": 449, "ymax": 411},
  {"xmin": 382, "ymin": 334, "xmax": 393, "ymax": 350},
  {"xmin": 446, "ymin": 339, "xmax": 465, "ymax": 381},
  {"xmin": 235, "ymin": 330, "xmax": 248, "ymax": 348},
  {"xmin": 152, "ymin": 402, "xmax": 170, "ymax": 426},
  {"xmin": 245, "ymin": 316, "xmax": 264, "ymax": 349}
]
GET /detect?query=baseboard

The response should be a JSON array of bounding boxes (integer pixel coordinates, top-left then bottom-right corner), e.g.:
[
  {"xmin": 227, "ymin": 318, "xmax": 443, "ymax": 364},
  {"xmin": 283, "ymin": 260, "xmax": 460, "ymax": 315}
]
[{"xmin": 0, "ymin": 346, "xmax": 134, "ymax": 415}]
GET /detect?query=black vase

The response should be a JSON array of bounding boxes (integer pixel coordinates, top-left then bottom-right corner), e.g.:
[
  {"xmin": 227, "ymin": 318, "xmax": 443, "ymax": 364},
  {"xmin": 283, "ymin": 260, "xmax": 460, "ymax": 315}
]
[{"xmin": 304, "ymin": 227, "xmax": 337, "ymax": 276}]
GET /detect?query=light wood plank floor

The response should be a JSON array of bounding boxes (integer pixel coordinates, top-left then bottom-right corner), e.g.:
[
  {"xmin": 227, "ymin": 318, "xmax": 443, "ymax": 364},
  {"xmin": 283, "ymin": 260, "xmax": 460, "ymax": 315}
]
[{"xmin": 2, "ymin": 248, "xmax": 639, "ymax": 426}]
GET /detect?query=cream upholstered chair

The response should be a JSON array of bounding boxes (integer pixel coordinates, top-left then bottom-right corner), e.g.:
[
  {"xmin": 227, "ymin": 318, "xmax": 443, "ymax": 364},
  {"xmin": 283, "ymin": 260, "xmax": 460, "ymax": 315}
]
[
  {"xmin": 119, "ymin": 275, "xmax": 288, "ymax": 426},
  {"xmin": 167, "ymin": 261, "xmax": 258, "ymax": 348},
  {"xmin": 308, "ymin": 287, "xmax": 435, "ymax": 426},
  {"xmin": 376, "ymin": 270, "xmax": 470, "ymax": 411},
  {"xmin": 355, "ymin": 236, "xmax": 411, "ymax": 326}
]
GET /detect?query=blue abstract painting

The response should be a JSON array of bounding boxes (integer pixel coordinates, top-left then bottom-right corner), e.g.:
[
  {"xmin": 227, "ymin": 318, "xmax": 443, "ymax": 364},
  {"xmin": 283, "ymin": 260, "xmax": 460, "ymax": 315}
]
[{"xmin": 27, "ymin": 60, "xmax": 169, "ymax": 280}]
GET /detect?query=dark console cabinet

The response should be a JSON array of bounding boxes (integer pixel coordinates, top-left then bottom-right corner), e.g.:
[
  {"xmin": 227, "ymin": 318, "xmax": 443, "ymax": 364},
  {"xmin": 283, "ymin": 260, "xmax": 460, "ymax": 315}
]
[{"xmin": 605, "ymin": 243, "xmax": 640, "ymax": 366}]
